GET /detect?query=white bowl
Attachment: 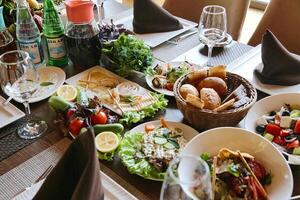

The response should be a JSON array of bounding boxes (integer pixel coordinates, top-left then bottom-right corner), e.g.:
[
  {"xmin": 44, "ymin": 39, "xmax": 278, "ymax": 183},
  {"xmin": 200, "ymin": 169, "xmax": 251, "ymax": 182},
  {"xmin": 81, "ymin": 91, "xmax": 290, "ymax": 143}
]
[
  {"xmin": 182, "ymin": 127, "xmax": 293, "ymax": 200},
  {"xmin": 245, "ymin": 93, "xmax": 300, "ymax": 164}
]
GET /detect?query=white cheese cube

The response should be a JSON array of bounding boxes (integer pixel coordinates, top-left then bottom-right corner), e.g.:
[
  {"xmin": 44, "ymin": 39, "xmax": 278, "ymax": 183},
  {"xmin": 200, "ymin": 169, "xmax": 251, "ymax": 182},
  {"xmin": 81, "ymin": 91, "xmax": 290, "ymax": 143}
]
[
  {"xmin": 280, "ymin": 116, "xmax": 292, "ymax": 128},
  {"xmin": 256, "ymin": 117, "xmax": 268, "ymax": 126}
]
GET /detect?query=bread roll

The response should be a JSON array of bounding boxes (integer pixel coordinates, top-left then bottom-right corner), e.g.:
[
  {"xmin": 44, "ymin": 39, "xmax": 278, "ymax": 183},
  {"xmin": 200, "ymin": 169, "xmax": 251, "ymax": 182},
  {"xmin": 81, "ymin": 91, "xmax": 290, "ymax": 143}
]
[
  {"xmin": 208, "ymin": 65, "xmax": 226, "ymax": 79},
  {"xmin": 180, "ymin": 84, "xmax": 199, "ymax": 99},
  {"xmin": 200, "ymin": 88, "xmax": 221, "ymax": 110},
  {"xmin": 186, "ymin": 94, "xmax": 204, "ymax": 109},
  {"xmin": 186, "ymin": 69, "xmax": 208, "ymax": 84},
  {"xmin": 197, "ymin": 77, "xmax": 228, "ymax": 96}
]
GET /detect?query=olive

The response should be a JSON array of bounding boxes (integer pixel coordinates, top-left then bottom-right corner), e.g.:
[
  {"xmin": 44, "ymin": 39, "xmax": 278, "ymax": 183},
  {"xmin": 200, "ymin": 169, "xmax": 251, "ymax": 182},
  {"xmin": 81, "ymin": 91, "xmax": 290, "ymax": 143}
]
[
  {"xmin": 256, "ymin": 125, "xmax": 265, "ymax": 134},
  {"xmin": 284, "ymin": 135, "xmax": 297, "ymax": 143},
  {"xmin": 269, "ymin": 111, "xmax": 276, "ymax": 116},
  {"xmin": 282, "ymin": 110, "xmax": 290, "ymax": 116}
]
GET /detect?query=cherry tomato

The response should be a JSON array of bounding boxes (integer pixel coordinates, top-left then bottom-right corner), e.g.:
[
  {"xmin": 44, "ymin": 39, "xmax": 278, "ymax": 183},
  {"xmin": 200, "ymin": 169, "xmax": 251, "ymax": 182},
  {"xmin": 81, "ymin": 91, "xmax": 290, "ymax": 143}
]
[
  {"xmin": 164, "ymin": 83, "xmax": 174, "ymax": 91},
  {"xmin": 69, "ymin": 117, "xmax": 85, "ymax": 136},
  {"xmin": 273, "ymin": 136, "xmax": 286, "ymax": 146},
  {"xmin": 294, "ymin": 120, "xmax": 300, "ymax": 134},
  {"xmin": 91, "ymin": 111, "xmax": 107, "ymax": 125},
  {"xmin": 286, "ymin": 140, "xmax": 299, "ymax": 149},
  {"xmin": 66, "ymin": 108, "xmax": 76, "ymax": 119},
  {"xmin": 265, "ymin": 124, "xmax": 281, "ymax": 136},
  {"xmin": 280, "ymin": 129, "xmax": 290, "ymax": 137}
]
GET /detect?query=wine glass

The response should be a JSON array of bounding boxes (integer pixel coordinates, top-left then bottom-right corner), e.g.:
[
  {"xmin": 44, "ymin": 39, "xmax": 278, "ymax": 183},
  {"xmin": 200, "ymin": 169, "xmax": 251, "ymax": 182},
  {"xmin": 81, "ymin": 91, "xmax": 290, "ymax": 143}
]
[
  {"xmin": 0, "ymin": 50, "xmax": 47, "ymax": 139},
  {"xmin": 160, "ymin": 155, "xmax": 212, "ymax": 200},
  {"xmin": 198, "ymin": 5, "xmax": 227, "ymax": 66}
]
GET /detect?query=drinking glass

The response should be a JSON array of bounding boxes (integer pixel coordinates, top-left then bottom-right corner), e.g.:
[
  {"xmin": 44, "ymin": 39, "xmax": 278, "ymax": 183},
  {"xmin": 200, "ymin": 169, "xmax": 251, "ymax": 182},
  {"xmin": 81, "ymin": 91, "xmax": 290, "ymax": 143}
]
[
  {"xmin": 198, "ymin": 5, "xmax": 227, "ymax": 66},
  {"xmin": 0, "ymin": 50, "xmax": 47, "ymax": 139},
  {"xmin": 160, "ymin": 155, "xmax": 212, "ymax": 200}
]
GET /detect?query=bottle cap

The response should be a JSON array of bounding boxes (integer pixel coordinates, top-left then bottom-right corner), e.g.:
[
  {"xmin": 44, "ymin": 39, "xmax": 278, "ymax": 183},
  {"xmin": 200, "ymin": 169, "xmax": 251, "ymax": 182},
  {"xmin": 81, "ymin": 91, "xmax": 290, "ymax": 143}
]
[
  {"xmin": 0, "ymin": 7, "xmax": 5, "ymax": 30},
  {"xmin": 65, "ymin": 0, "xmax": 95, "ymax": 23}
]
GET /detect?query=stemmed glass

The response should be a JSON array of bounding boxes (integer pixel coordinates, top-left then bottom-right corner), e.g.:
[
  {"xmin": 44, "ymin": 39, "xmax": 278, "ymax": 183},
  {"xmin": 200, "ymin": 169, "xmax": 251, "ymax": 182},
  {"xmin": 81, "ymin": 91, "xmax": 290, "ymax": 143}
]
[
  {"xmin": 160, "ymin": 155, "xmax": 212, "ymax": 200},
  {"xmin": 0, "ymin": 50, "xmax": 47, "ymax": 139},
  {"xmin": 198, "ymin": 5, "xmax": 227, "ymax": 66}
]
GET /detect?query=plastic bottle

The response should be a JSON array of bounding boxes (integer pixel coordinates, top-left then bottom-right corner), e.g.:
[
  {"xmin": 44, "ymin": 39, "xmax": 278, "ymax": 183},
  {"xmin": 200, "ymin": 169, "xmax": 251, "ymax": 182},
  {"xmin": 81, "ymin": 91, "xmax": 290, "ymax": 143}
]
[
  {"xmin": 43, "ymin": 0, "xmax": 68, "ymax": 67},
  {"xmin": 16, "ymin": 0, "xmax": 44, "ymax": 67}
]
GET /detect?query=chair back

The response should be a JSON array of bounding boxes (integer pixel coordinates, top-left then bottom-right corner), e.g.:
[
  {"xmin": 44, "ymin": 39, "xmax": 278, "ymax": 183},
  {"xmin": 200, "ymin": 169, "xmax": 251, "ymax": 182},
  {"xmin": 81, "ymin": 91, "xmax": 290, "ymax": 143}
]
[{"xmin": 163, "ymin": 0, "xmax": 250, "ymax": 40}]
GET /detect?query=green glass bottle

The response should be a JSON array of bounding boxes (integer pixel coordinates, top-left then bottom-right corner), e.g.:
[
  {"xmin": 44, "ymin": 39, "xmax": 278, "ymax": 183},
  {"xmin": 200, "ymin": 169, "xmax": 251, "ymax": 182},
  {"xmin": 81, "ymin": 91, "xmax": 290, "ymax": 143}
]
[{"xmin": 43, "ymin": 0, "xmax": 68, "ymax": 67}]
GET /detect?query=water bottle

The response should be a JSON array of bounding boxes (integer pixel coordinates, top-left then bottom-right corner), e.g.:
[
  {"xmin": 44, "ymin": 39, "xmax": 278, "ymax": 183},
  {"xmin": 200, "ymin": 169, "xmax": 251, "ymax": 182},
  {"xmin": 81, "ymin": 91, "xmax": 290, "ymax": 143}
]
[
  {"xmin": 43, "ymin": 0, "xmax": 68, "ymax": 67},
  {"xmin": 16, "ymin": 0, "xmax": 44, "ymax": 67}
]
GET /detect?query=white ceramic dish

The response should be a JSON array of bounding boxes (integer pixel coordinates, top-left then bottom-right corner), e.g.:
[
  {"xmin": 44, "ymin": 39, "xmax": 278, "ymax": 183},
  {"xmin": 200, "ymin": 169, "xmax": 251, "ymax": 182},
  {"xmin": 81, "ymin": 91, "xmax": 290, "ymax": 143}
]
[
  {"xmin": 115, "ymin": 15, "xmax": 197, "ymax": 48},
  {"xmin": 0, "ymin": 96, "xmax": 25, "ymax": 128},
  {"xmin": 245, "ymin": 92, "xmax": 300, "ymax": 165},
  {"xmin": 13, "ymin": 67, "xmax": 66, "ymax": 103},
  {"xmin": 181, "ymin": 127, "xmax": 293, "ymax": 200},
  {"xmin": 123, "ymin": 120, "xmax": 199, "ymax": 181},
  {"xmin": 145, "ymin": 62, "xmax": 201, "ymax": 96}
]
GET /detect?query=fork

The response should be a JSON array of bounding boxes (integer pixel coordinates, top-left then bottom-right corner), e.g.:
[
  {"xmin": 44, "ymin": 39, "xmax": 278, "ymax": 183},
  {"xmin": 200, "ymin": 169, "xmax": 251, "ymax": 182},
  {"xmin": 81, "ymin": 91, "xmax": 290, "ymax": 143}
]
[{"xmin": 166, "ymin": 30, "xmax": 198, "ymax": 45}]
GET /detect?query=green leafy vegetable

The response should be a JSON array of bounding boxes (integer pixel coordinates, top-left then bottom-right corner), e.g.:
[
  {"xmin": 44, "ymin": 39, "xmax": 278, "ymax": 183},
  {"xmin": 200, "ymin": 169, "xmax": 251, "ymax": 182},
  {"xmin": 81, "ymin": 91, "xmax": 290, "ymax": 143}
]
[
  {"xmin": 118, "ymin": 131, "xmax": 165, "ymax": 180},
  {"xmin": 119, "ymin": 93, "xmax": 168, "ymax": 125},
  {"xmin": 227, "ymin": 163, "xmax": 240, "ymax": 177},
  {"xmin": 144, "ymin": 66, "xmax": 156, "ymax": 76},
  {"xmin": 102, "ymin": 34, "xmax": 153, "ymax": 77},
  {"xmin": 97, "ymin": 133, "xmax": 121, "ymax": 161},
  {"xmin": 261, "ymin": 173, "xmax": 272, "ymax": 186},
  {"xmin": 200, "ymin": 153, "xmax": 211, "ymax": 162},
  {"xmin": 40, "ymin": 81, "xmax": 54, "ymax": 86},
  {"xmin": 166, "ymin": 64, "xmax": 190, "ymax": 83}
]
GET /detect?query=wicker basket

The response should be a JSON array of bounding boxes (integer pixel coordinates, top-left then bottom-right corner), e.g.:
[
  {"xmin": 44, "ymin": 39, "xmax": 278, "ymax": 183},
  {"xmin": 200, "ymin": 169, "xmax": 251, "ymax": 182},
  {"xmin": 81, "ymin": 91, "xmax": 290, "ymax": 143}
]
[{"xmin": 174, "ymin": 72, "xmax": 257, "ymax": 131}]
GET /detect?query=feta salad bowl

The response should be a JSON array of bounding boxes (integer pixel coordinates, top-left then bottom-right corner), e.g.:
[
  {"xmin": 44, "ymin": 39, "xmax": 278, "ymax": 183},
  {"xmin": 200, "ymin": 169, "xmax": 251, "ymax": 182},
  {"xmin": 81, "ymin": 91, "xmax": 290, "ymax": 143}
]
[{"xmin": 245, "ymin": 93, "xmax": 300, "ymax": 165}]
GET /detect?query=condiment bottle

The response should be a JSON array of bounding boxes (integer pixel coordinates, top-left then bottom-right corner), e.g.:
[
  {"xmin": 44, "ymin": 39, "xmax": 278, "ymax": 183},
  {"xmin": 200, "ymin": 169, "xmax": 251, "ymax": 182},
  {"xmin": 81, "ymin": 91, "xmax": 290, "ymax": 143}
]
[
  {"xmin": 0, "ymin": 6, "xmax": 17, "ymax": 55},
  {"xmin": 16, "ymin": 0, "xmax": 44, "ymax": 67},
  {"xmin": 65, "ymin": 0, "xmax": 102, "ymax": 68},
  {"xmin": 43, "ymin": 0, "xmax": 68, "ymax": 67}
]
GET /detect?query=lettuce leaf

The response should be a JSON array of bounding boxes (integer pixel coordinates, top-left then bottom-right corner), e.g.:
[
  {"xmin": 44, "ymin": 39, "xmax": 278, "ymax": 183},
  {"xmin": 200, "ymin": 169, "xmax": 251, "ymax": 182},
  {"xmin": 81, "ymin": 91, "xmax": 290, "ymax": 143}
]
[
  {"xmin": 97, "ymin": 133, "xmax": 122, "ymax": 161},
  {"xmin": 118, "ymin": 131, "xmax": 165, "ymax": 180},
  {"xmin": 119, "ymin": 93, "xmax": 168, "ymax": 125}
]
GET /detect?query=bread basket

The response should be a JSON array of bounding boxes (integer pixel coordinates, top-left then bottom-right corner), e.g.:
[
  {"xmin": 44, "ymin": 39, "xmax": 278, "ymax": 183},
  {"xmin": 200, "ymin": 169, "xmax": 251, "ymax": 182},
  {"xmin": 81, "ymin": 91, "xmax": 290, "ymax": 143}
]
[{"xmin": 174, "ymin": 72, "xmax": 257, "ymax": 130}]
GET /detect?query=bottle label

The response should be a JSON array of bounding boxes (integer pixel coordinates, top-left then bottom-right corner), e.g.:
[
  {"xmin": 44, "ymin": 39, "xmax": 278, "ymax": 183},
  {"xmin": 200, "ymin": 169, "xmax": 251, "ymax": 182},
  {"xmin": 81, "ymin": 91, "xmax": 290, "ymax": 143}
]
[
  {"xmin": 46, "ymin": 37, "xmax": 66, "ymax": 59},
  {"xmin": 19, "ymin": 40, "xmax": 43, "ymax": 64}
]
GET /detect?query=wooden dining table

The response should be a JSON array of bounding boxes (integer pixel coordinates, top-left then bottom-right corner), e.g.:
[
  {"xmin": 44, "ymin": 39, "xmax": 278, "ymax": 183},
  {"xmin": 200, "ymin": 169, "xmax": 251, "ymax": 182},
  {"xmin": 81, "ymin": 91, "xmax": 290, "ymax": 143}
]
[{"xmin": 0, "ymin": 1, "xmax": 299, "ymax": 199}]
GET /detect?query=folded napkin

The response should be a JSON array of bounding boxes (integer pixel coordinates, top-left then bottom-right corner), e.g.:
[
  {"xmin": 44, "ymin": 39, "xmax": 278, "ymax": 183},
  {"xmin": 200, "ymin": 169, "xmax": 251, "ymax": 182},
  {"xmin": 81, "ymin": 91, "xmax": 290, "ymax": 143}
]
[
  {"xmin": 33, "ymin": 128, "xmax": 104, "ymax": 200},
  {"xmin": 133, "ymin": 0, "xmax": 183, "ymax": 34},
  {"xmin": 255, "ymin": 30, "xmax": 300, "ymax": 86}
]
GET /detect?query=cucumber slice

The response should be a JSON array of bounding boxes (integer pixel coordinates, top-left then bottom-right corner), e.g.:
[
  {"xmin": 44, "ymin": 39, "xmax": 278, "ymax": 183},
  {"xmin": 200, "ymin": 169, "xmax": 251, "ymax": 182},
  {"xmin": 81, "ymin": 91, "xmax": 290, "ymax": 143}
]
[
  {"xmin": 264, "ymin": 133, "xmax": 274, "ymax": 142},
  {"xmin": 154, "ymin": 137, "xmax": 167, "ymax": 145},
  {"xmin": 164, "ymin": 142, "xmax": 175, "ymax": 149},
  {"xmin": 290, "ymin": 110, "xmax": 300, "ymax": 118},
  {"xmin": 292, "ymin": 147, "xmax": 300, "ymax": 155}
]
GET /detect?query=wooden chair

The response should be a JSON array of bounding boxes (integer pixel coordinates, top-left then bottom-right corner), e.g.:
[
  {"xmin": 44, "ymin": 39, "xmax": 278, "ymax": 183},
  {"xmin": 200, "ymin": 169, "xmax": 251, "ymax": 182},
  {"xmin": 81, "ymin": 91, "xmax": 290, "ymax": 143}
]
[
  {"xmin": 162, "ymin": 0, "xmax": 251, "ymax": 40},
  {"xmin": 248, "ymin": 0, "xmax": 300, "ymax": 54}
]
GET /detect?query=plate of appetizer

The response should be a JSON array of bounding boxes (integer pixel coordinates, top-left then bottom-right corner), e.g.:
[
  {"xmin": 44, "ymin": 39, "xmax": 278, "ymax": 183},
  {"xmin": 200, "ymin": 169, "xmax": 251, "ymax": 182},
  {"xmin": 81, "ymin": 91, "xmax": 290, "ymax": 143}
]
[
  {"xmin": 145, "ymin": 61, "xmax": 200, "ymax": 96},
  {"xmin": 245, "ymin": 93, "xmax": 300, "ymax": 165},
  {"xmin": 182, "ymin": 127, "xmax": 293, "ymax": 200},
  {"xmin": 118, "ymin": 118, "xmax": 198, "ymax": 181},
  {"xmin": 48, "ymin": 85, "xmax": 124, "ymax": 161}
]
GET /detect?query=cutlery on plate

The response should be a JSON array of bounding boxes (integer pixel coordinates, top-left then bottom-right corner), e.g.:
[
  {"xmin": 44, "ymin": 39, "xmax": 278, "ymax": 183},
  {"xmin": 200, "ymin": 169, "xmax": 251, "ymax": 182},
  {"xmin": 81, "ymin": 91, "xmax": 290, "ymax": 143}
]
[
  {"xmin": 13, "ymin": 165, "xmax": 53, "ymax": 197},
  {"xmin": 2, "ymin": 96, "xmax": 12, "ymax": 106},
  {"xmin": 166, "ymin": 30, "xmax": 198, "ymax": 45}
]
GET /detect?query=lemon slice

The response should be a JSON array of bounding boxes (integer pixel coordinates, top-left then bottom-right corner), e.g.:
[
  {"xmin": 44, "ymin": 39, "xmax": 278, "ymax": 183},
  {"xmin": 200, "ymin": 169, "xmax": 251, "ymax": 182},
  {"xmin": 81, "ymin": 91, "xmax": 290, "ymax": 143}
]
[
  {"xmin": 95, "ymin": 131, "xmax": 119, "ymax": 153},
  {"xmin": 56, "ymin": 85, "xmax": 78, "ymax": 101}
]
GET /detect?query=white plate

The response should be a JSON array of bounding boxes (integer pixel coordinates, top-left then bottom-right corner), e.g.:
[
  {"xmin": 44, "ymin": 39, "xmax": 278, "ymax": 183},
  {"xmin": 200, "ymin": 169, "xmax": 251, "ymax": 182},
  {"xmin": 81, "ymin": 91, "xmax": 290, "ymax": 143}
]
[
  {"xmin": 13, "ymin": 67, "xmax": 66, "ymax": 103},
  {"xmin": 123, "ymin": 120, "xmax": 199, "ymax": 181},
  {"xmin": 115, "ymin": 15, "xmax": 197, "ymax": 48},
  {"xmin": 145, "ymin": 62, "xmax": 201, "ymax": 96},
  {"xmin": 0, "ymin": 96, "xmax": 25, "ymax": 128},
  {"xmin": 182, "ymin": 127, "xmax": 293, "ymax": 200},
  {"xmin": 245, "ymin": 92, "xmax": 300, "ymax": 165}
]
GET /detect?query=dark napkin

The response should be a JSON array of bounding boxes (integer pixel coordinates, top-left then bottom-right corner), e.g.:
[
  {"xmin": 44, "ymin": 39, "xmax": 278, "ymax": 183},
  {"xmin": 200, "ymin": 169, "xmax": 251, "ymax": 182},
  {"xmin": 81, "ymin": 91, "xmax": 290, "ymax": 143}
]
[
  {"xmin": 133, "ymin": 0, "xmax": 183, "ymax": 34},
  {"xmin": 33, "ymin": 128, "xmax": 104, "ymax": 200},
  {"xmin": 255, "ymin": 30, "xmax": 300, "ymax": 86}
]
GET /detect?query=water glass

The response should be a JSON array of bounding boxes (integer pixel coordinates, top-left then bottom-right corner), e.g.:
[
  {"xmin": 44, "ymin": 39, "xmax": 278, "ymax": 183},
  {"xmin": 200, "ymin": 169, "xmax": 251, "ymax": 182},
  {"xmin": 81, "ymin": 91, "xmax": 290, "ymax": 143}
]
[
  {"xmin": 198, "ymin": 5, "xmax": 227, "ymax": 66},
  {"xmin": 0, "ymin": 50, "xmax": 47, "ymax": 139},
  {"xmin": 160, "ymin": 155, "xmax": 212, "ymax": 200}
]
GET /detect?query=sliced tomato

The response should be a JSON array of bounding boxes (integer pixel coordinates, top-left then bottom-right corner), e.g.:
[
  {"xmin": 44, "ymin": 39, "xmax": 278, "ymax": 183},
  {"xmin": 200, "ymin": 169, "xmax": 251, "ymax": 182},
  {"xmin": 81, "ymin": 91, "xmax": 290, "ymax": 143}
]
[
  {"xmin": 145, "ymin": 124, "xmax": 155, "ymax": 133},
  {"xmin": 280, "ymin": 129, "xmax": 290, "ymax": 137},
  {"xmin": 265, "ymin": 124, "xmax": 281, "ymax": 136},
  {"xmin": 294, "ymin": 120, "xmax": 300, "ymax": 134},
  {"xmin": 273, "ymin": 136, "xmax": 286, "ymax": 146},
  {"xmin": 164, "ymin": 83, "xmax": 174, "ymax": 91},
  {"xmin": 286, "ymin": 140, "xmax": 299, "ymax": 149},
  {"xmin": 91, "ymin": 111, "xmax": 107, "ymax": 125},
  {"xmin": 66, "ymin": 108, "xmax": 76, "ymax": 119},
  {"xmin": 69, "ymin": 118, "xmax": 85, "ymax": 136}
]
